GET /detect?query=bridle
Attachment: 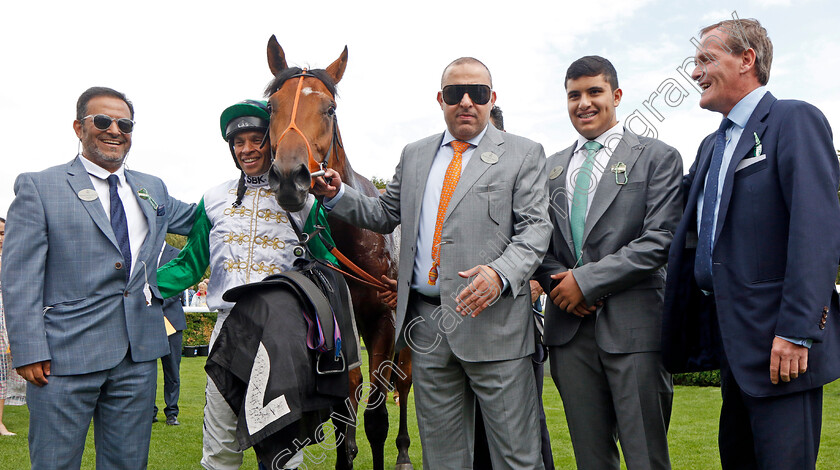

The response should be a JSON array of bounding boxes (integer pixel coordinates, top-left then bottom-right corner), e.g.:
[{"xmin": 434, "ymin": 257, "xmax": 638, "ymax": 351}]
[
  {"xmin": 266, "ymin": 69, "xmax": 343, "ymax": 184},
  {"xmin": 268, "ymin": 69, "xmax": 390, "ymax": 292}
]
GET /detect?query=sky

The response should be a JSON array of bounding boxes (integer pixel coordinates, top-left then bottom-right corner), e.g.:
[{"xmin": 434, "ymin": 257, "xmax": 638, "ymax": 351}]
[{"xmin": 2, "ymin": 0, "xmax": 839, "ymax": 216}]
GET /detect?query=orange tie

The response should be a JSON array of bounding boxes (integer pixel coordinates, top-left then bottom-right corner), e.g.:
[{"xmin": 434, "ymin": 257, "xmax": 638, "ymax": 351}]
[{"xmin": 428, "ymin": 140, "xmax": 470, "ymax": 285}]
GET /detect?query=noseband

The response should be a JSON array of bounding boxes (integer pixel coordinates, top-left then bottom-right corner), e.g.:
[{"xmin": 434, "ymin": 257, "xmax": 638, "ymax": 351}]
[{"xmin": 268, "ymin": 69, "xmax": 343, "ymax": 185}]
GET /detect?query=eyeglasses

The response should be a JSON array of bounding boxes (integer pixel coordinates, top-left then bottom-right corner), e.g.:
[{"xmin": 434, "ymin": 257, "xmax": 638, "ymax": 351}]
[
  {"xmin": 441, "ymin": 84, "xmax": 492, "ymax": 106},
  {"xmin": 82, "ymin": 114, "xmax": 135, "ymax": 134}
]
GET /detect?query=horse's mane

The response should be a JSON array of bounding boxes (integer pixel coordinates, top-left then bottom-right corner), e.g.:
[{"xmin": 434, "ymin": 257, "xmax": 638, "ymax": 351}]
[{"xmin": 264, "ymin": 67, "xmax": 338, "ymax": 98}]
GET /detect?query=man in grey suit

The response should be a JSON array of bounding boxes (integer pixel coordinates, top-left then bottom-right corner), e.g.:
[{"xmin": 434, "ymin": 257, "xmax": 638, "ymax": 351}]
[
  {"xmin": 1, "ymin": 86, "xmax": 195, "ymax": 469},
  {"xmin": 534, "ymin": 56, "xmax": 683, "ymax": 470},
  {"xmin": 314, "ymin": 57, "xmax": 552, "ymax": 469}
]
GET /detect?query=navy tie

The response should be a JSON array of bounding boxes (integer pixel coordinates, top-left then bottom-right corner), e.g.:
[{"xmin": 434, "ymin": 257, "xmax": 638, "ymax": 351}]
[
  {"xmin": 694, "ymin": 118, "xmax": 732, "ymax": 291},
  {"xmin": 107, "ymin": 175, "xmax": 132, "ymax": 281}
]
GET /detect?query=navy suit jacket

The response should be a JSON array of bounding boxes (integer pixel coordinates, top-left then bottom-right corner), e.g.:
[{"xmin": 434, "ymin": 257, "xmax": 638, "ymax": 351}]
[
  {"xmin": 662, "ymin": 92, "xmax": 840, "ymax": 397},
  {"xmin": 1, "ymin": 156, "xmax": 195, "ymax": 375}
]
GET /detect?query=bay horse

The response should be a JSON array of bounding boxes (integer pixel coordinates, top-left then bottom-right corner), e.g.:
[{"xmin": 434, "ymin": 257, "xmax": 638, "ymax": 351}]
[{"xmin": 263, "ymin": 36, "xmax": 414, "ymax": 470}]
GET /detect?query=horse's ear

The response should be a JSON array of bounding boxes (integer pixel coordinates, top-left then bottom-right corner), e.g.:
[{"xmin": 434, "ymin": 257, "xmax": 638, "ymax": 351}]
[
  {"xmin": 267, "ymin": 35, "xmax": 288, "ymax": 76},
  {"xmin": 326, "ymin": 46, "xmax": 348, "ymax": 84}
]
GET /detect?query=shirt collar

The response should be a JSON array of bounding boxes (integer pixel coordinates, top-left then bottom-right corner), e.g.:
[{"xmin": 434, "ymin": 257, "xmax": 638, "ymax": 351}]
[
  {"xmin": 244, "ymin": 170, "xmax": 270, "ymax": 188},
  {"xmin": 79, "ymin": 154, "xmax": 126, "ymax": 184},
  {"xmin": 573, "ymin": 121, "xmax": 624, "ymax": 154},
  {"xmin": 726, "ymin": 86, "xmax": 767, "ymax": 129},
  {"xmin": 441, "ymin": 124, "xmax": 488, "ymax": 150}
]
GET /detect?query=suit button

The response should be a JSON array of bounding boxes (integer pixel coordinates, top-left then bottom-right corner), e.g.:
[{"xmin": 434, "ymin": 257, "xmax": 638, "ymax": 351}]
[{"xmin": 115, "ymin": 262, "xmax": 123, "ymax": 270}]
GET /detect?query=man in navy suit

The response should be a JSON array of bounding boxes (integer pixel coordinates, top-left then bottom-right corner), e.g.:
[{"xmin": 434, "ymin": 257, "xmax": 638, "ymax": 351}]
[
  {"xmin": 1, "ymin": 87, "xmax": 195, "ymax": 469},
  {"xmin": 153, "ymin": 242, "xmax": 187, "ymax": 426},
  {"xmin": 662, "ymin": 18, "xmax": 840, "ymax": 469}
]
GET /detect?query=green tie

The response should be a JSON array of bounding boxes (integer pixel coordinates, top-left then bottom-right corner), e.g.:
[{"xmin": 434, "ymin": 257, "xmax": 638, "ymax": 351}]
[{"xmin": 570, "ymin": 140, "xmax": 604, "ymax": 261}]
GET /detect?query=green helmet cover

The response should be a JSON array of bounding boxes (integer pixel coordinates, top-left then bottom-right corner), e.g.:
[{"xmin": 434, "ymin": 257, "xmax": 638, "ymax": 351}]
[{"xmin": 219, "ymin": 100, "xmax": 270, "ymax": 141}]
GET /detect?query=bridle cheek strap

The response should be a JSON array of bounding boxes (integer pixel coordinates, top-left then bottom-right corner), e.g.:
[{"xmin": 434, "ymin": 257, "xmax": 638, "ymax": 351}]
[{"xmin": 273, "ymin": 71, "xmax": 320, "ymax": 186}]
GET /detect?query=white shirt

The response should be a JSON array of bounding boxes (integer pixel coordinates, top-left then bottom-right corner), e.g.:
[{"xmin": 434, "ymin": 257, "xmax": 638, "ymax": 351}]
[
  {"xmin": 79, "ymin": 155, "xmax": 149, "ymax": 277},
  {"xmin": 565, "ymin": 122, "xmax": 624, "ymax": 216}
]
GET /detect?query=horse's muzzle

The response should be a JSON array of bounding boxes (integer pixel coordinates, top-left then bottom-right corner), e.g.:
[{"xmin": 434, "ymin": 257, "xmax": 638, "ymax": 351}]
[{"xmin": 269, "ymin": 162, "xmax": 311, "ymax": 212}]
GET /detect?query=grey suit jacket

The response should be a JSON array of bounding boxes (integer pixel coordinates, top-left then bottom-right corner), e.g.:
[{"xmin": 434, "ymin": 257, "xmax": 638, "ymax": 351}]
[
  {"xmin": 1, "ymin": 156, "xmax": 195, "ymax": 375},
  {"xmin": 535, "ymin": 129, "xmax": 683, "ymax": 353},
  {"xmin": 331, "ymin": 125, "xmax": 552, "ymax": 362}
]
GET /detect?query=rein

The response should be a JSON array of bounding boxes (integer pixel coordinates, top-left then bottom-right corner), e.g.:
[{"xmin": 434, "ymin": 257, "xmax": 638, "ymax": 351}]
[{"xmin": 272, "ymin": 70, "xmax": 389, "ymax": 292}]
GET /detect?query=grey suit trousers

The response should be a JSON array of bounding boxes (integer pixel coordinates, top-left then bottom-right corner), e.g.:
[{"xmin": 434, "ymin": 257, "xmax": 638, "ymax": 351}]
[
  {"xmin": 409, "ymin": 297, "xmax": 544, "ymax": 470},
  {"xmin": 549, "ymin": 316, "xmax": 673, "ymax": 470},
  {"xmin": 27, "ymin": 354, "xmax": 157, "ymax": 470}
]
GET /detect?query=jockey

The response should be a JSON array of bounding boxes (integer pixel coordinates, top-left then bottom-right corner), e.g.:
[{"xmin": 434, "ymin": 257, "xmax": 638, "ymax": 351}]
[{"xmin": 157, "ymin": 99, "xmax": 335, "ymax": 470}]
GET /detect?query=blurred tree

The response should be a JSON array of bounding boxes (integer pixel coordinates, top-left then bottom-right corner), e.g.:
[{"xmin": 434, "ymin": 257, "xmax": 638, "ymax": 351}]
[{"xmin": 370, "ymin": 176, "xmax": 390, "ymax": 190}]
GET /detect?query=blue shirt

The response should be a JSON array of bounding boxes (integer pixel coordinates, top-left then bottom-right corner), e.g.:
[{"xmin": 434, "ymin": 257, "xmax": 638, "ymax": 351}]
[
  {"xmin": 325, "ymin": 125, "xmax": 508, "ymax": 297},
  {"xmin": 696, "ymin": 86, "xmax": 767, "ymax": 244}
]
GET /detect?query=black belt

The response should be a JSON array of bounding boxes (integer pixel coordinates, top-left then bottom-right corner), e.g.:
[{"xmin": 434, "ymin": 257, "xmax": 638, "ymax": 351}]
[{"xmin": 410, "ymin": 290, "xmax": 441, "ymax": 306}]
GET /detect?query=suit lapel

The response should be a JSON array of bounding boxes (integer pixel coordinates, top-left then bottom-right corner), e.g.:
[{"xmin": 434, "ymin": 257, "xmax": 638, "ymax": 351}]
[
  {"xmin": 66, "ymin": 157, "xmax": 120, "ymax": 250},
  {"xmin": 444, "ymin": 127, "xmax": 504, "ymax": 222},
  {"xmin": 413, "ymin": 134, "xmax": 443, "ymax": 233},
  {"xmin": 549, "ymin": 145, "xmax": 577, "ymax": 258},
  {"xmin": 582, "ymin": 130, "xmax": 643, "ymax": 244},
  {"xmin": 714, "ymin": 92, "xmax": 775, "ymax": 242},
  {"xmin": 125, "ymin": 171, "xmax": 156, "ymax": 281}
]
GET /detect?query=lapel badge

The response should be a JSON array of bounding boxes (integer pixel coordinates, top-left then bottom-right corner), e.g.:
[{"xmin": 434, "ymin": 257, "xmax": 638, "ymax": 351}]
[
  {"xmin": 77, "ymin": 188, "xmax": 99, "ymax": 202},
  {"xmin": 549, "ymin": 165, "xmax": 564, "ymax": 180},
  {"xmin": 611, "ymin": 162, "xmax": 628, "ymax": 185},
  {"xmin": 753, "ymin": 132, "xmax": 763, "ymax": 158},
  {"xmin": 480, "ymin": 152, "xmax": 499, "ymax": 164},
  {"xmin": 137, "ymin": 188, "xmax": 159, "ymax": 211}
]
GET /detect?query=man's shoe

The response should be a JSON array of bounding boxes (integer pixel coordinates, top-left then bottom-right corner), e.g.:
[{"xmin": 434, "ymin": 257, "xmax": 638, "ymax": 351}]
[
  {"xmin": 166, "ymin": 416, "xmax": 180, "ymax": 426},
  {"xmin": 152, "ymin": 416, "xmax": 158, "ymax": 423}
]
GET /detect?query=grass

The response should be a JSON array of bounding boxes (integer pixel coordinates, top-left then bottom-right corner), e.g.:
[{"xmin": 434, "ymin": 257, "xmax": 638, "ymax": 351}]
[{"xmin": 1, "ymin": 355, "xmax": 839, "ymax": 469}]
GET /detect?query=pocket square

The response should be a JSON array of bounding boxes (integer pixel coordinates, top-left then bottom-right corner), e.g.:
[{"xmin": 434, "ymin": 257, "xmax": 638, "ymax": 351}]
[{"xmin": 735, "ymin": 154, "xmax": 766, "ymax": 172}]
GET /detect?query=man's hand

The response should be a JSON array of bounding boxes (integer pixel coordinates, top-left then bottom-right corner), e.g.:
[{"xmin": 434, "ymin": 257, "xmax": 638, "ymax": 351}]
[
  {"xmin": 770, "ymin": 337, "xmax": 809, "ymax": 384},
  {"xmin": 17, "ymin": 360, "xmax": 50, "ymax": 387},
  {"xmin": 529, "ymin": 280, "xmax": 544, "ymax": 304},
  {"xmin": 311, "ymin": 168, "xmax": 342, "ymax": 198},
  {"xmin": 549, "ymin": 271, "xmax": 595, "ymax": 317},
  {"xmin": 377, "ymin": 275, "xmax": 398, "ymax": 309},
  {"xmin": 455, "ymin": 265, "xmax": 503, "ymax": 317}
]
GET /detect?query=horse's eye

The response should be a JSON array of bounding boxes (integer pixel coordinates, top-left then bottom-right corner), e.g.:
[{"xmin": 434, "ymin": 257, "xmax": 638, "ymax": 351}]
[{"xmin": 326, "ymin": 106, "xmax": 336, "ymax": 116}]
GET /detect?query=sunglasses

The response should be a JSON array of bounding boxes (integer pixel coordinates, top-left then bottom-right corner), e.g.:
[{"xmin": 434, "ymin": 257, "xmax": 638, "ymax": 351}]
[
  {"xmin": 441, "ymin": 84, "xmax": 492, "ymax": 106},
  {"xmin": 82, "ymin": 114, "xmax": 135, "ymax": 134}
]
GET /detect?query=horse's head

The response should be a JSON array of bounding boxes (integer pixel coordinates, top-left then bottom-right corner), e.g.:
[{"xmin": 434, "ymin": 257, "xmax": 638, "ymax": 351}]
[{"xmin": 264, "ymin": 36, "xmax": 348, "ymax": 212}]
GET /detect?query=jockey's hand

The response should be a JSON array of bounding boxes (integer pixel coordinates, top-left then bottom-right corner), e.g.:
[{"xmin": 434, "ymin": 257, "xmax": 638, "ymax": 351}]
[{"xmin": 311, "ymin": 168, "xmax": 342, "ymax": 198}]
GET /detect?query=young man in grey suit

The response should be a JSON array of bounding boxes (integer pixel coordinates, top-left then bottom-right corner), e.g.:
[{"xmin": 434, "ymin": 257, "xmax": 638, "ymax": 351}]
[
  {"xmin": 314, "ymin": 58, "xmax": 552, "ymax": 469},
  {"xmin": 535, "ymin": 56, "xmax": 683, "ymax": 470},
  {"xmin": 1, "ymin": 87, "xmax": 195, "ymax": 469}
]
